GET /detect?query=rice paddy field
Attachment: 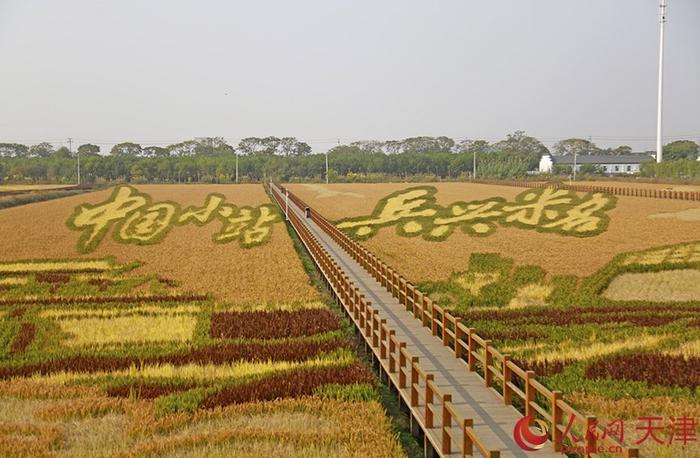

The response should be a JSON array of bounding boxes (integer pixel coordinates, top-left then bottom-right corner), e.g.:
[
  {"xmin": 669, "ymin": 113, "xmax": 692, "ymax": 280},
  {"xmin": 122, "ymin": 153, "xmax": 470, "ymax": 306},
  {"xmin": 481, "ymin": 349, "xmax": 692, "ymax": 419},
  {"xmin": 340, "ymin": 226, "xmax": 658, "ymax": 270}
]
[
  {"xmin": 290, "ymin": 182, "xmax": 700, "ymax": 456},
  {"xmin": 0, "ymin": 184, "xmax": 403, "ymax": 457}
]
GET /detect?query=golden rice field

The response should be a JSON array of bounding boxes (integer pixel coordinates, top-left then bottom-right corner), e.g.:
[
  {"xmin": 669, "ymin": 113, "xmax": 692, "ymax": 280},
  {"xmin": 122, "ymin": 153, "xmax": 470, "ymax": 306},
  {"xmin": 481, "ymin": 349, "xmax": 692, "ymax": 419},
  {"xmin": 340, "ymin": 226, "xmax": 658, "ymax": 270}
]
[
  {"xmin": 0, "ymin": 184, "xmax": 318, "ymax": 305},
  {"xmin": 290, "ymin": 182, "xmax": 700, "ymax": 455},
  {"xmin": 0, "ymin": 184, "xmax": 404, "ymax": 457},
  {"xmin": 289, "ymin": 182, "xmax": 700, "ymax": 279},
  {"xmin": 0, "ymin": 184, "xmax": 75, "ymax": 192}
]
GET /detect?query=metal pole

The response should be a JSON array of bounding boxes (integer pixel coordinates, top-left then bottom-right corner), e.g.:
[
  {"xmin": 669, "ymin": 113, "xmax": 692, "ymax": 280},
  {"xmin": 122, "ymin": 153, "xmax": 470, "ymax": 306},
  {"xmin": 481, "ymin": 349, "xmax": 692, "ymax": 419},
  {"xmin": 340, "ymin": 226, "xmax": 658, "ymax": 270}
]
[
  {"xmin": 285, "ymin": 188, "xmax": 289, "ymax": 220},
  {"xmin": 325, "ymin": 151, "xmax": 329, "ymax": 184},
  {"xmin": 656, "ymin": 0, "xmax": 667, "ymax": 163},
  {"xmin": 573, "ymin": 150, "xmax": 577, "ymax": 181},
  {"xmin": 473, "ymin": 151, "xmax": 476, "ymax": 180},
  {"xmin": 235, "ymin": 150, "xmax": 239, "ymax": 183}
]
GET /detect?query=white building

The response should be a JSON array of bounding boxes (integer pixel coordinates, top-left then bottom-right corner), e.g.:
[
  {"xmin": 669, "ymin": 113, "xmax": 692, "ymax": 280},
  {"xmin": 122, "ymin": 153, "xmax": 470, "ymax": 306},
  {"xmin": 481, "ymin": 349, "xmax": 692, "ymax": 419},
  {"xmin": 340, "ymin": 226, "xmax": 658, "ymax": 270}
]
[{"xmin": 538, "ymin": 153, "xmax": 655, "ymax": 175}]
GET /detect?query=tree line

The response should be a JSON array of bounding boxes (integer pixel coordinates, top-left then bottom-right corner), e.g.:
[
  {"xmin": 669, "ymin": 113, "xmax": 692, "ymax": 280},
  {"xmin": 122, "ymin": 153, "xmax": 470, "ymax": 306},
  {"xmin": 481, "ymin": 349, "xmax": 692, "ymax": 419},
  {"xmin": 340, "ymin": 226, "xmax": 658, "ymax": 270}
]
[{"xmin": 0, "ymin": 134, "xmax": 697, "ymax": 183}]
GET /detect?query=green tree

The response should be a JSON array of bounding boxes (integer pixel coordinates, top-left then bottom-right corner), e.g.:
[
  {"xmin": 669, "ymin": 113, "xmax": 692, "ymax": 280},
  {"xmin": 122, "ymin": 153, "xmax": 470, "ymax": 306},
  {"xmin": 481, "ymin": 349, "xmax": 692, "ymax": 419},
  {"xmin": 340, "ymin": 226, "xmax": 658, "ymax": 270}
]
[
  {"xmin": 110, "ymin": 142, "xmax": 143, "ymax": 156},
  {"xmin": 552, "ymin": 138, "xmax": 600, "ymax": 156},
  {"xmin": 0, "ymin": 143, "xmax": 29, "ymax": 157},
  {"xmin": 28, "ymin": 142, "xmax": 54, "ymax": 158},
  {"xmin": 77, "ymin": 144, "xmax": 101, "ymax": 156},
  {"xmin": 663, "ymin": 140, "xmax": 699, "ymax": 161}
]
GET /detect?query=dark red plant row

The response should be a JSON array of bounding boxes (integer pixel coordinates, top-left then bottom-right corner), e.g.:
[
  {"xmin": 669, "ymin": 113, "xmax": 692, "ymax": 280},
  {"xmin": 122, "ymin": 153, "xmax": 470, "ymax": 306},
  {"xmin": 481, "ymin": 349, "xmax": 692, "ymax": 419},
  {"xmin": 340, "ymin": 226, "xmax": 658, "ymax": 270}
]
[
  {"xmin": 0, "ymin": 338, "xmax": 351, "ymax": 379},
  {"xmin": 200, "ymin": 363, "xmax": 373, "ymax": 409},
  {"xmin": 9, "ymin": 307, "xmax": 25, "ymax": 318},
  {"xmin": 10, "ymin": 323, "xmax": 35, "ymax": 354},
  {"xmin": 211, "ymin": 309, "xmax": 342, "ymax": 340},
  {"xmin": 585, "ymin": 353, "xmax": 700, "ymax": 389},
  {"xmin": 0, "ymin": 294, "xmax": 209, "ymax": 306},
  {"xmin": 461, "ymin": 304, "xmax": 700, "ymax": 328},
  {"xmin": 35, "ymin": 273, "xmax": 71, "ymax": 284}
]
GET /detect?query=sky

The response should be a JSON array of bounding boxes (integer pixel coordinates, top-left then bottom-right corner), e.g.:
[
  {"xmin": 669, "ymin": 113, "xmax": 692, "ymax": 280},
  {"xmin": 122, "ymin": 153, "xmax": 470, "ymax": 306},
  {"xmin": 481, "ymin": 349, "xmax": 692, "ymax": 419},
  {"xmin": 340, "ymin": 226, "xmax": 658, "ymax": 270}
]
[{"xmin": 0, "ymin": 0, "xmax": 698, "ymax": 153}]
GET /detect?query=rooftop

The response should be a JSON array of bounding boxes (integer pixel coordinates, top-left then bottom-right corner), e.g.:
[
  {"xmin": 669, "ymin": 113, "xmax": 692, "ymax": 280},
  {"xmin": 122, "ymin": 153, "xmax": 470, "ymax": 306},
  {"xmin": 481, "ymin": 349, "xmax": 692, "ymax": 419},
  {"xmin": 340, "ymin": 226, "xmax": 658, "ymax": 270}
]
[{"xmin": 551, "ymin": 154, "xmax": 655, "ymax": 165}]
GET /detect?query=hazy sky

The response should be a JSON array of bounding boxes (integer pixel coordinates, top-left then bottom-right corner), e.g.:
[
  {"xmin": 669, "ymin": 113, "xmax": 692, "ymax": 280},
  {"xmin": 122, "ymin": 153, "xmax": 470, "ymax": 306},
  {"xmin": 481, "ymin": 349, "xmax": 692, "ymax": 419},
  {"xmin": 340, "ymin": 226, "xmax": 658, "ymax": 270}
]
[{"xmin": 0, "ymin": 0, "xmax": 698, "ymax": 152}]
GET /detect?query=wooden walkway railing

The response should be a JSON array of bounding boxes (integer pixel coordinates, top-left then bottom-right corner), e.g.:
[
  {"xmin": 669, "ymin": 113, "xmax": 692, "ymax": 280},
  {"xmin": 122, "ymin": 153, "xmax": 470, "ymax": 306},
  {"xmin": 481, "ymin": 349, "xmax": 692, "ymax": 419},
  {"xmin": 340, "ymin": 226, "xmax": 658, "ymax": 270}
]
[
  {"xmin": 270, "ymin": 183, "xmax": 500, "ymax": 457},
  {"xmin": 473, "ymin": 178, "xmax": 700, "ymax": 201},
  {"xmin": 273, "ymin": 182, "xmax": 639, "ymax": 458}
]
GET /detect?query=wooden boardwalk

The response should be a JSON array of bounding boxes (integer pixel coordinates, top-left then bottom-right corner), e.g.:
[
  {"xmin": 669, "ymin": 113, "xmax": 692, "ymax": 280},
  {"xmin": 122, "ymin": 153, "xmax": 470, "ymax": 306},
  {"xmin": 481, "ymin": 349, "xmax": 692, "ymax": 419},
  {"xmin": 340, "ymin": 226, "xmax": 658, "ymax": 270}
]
[{"xmin": 270, "ymin": 183, "xmax": 561, "ymax": 458}]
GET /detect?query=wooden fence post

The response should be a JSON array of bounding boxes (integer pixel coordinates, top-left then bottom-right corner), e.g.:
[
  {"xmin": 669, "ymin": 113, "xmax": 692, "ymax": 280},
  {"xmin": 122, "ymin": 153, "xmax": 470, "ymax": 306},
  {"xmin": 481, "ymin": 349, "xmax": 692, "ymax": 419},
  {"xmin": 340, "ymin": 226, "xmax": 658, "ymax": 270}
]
[
  {"xmin": 410, "ymin": 357, "xmax": 420, "ymax": 406},
  {"xmin": 442, "ymin": 394, "xmax": 453, "ymax": 455},
  {"xmin": 503, "ymin": 355, "xmax": 512, "ymax": 405},
  {"xmin": 484, "ymin": 340, "xmax": 493, "ymax": 387},
  {"xmin": 552, "ymin": 390, "xmax": 562, "ymax": 452},
  {"xmin": 467, "ymin": 328, "xmax": 476, "ymax": 371},
  {"xmin": 425, "ymin": 375, "xmax": 435, "ymax": 428},
  {"xmin": 462, "ymin": 418, "xmax": 474, "ymax": 457},
  {"xmin": 399, "ymin": 343, "xmax": 407, "ymax": 388},
  {"xmin": 525, "ymin": 370, "xmax": 535, "ymax": 418}
]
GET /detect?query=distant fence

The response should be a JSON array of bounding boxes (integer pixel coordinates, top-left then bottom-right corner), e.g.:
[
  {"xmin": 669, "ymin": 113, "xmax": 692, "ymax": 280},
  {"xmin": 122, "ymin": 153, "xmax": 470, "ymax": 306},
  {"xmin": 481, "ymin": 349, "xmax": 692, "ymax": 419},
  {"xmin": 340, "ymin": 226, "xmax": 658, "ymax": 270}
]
[
  {"xmin": 273, "ymin": 182, "xmax": 639, "ymax": 458},
  {"xmin": 474, "ymin": 179, "xmax": 700, "ymax": 201}
]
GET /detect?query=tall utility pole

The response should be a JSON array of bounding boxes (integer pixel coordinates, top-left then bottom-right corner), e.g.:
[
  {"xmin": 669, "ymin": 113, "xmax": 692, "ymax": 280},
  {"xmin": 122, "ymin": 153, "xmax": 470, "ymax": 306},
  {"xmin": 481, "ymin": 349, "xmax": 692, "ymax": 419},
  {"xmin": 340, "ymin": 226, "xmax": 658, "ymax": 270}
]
[
  {"xmin": 473, "ymin": 150, "xmax": 477, "ymax": 180},
  {"xmin": 656, "ymin": 0, "xmax": 667, "ymax": 163},
  {"xmin": 69, "ymin": 138, "xmax": 80, "ymax": 185},
  {"xmin": 235, "ymin": 150, "xmax": 239, "ymax": 183}
]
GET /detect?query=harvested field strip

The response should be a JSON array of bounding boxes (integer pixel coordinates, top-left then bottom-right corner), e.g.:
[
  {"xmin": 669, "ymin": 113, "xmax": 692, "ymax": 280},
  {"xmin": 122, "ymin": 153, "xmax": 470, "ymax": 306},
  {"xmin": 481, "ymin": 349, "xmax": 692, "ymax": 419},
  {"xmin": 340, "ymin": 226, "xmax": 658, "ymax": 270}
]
[
  {"xmin": 603, "ymin": 269, "xmax": 700, "ymax": 302},
  {"xmin": 39, "ymin": 304, "xmax": 201, "ymax": 319},
  {"xmin": 0, "ymin": 293, "xmax": 208, "ymax": 306},
  {"xmin": 201, "ymin": 363, "xmax": 373, "ymax": 408},
  {"xmin": 58, "ymin": 314, "xmax": 198, "ymax": 347},
  {"xmin": 586, "ymin": 353, "xmax": 700, "ymax": 388},
  {"xmin": 29, "ymin": 350, "xmax": 355, "ymax": 384},
  {"xmin": 211, "ymin": 308, "xmax": 342, "ymax": 339},
  {"xmin": 0, "ymin": 338, "xmax": 352, "ymax": 379},
  {"xmin": 10, "ymin": 323, "xmax": 35, "ymax": 353},
  {"xmin": 0, "ymin": 259, "xmax": 115, "ymax": 275}
]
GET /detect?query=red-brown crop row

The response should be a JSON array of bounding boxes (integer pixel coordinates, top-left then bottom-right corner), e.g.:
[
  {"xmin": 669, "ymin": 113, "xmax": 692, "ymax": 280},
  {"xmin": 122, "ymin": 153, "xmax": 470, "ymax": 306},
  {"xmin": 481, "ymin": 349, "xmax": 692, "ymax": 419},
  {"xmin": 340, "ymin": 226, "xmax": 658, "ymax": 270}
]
[
  {"xmin": 10, "ymin": 323, "xmax": 35, "ymax": 354},
  {"xmin": 585, "ymin": 353, "xmax": 700, "ymax": 388},
  {"xmin": 0, "ymin": 338, "xmax": 352, "ymax": 379},
  {"xmin": 461, "ymin": 304, "xmax": 700, "ymax": 328},
  {"xmin": 210, "ymin": 309, "xmax": 342, "ymax": 340},
  {"xmin": 200, "ymin": 363, "xmax": 373, "ymax": 409}
]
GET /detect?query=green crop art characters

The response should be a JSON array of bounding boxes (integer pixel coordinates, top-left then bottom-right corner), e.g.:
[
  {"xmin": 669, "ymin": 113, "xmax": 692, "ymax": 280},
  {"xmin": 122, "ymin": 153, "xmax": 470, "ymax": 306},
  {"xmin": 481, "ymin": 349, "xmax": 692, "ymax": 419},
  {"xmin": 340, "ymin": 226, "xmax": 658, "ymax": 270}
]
[
  {"xmin": 66, "ymin": 185, "xmax": 280, "ymax": 253},
  {"xmin": 336, "ymin": 186, "xmax": 617, "ymax": 241}
]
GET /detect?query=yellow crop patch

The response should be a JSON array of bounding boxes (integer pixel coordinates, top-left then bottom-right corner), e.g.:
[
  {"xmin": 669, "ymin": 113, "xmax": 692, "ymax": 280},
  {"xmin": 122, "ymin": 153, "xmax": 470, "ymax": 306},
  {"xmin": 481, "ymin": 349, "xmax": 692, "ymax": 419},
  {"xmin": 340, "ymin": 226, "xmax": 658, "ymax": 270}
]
[
  {"xmin": 337, "ymin": 186, "xmax": 616, "ymax": 241},
  {"xmin": 32, "ymin": 350, "xmax": 355, "ymax": 385},
  {"xmin": 40, "ymin": 304, "xmax": 201, "ymax": 320},
  {"xmin": 0, "ymin": 276, "xmax": 29, "ymax": 285},
  {"xmin": 621, "ymin": 241, "xmax": 700, "ymax": 266},
  {"xmin": 508, "ymin": 334, "xmax": 666, "ymax": 363},
  {"xmin": 66, "ymin": 185, "xmax": 280, "ymax": 253},
  {"xmin": 454, "ymin": 272, "xmax": 500, "ymax": 295},
  {"xmin": 0, "ymin": 259, "xmax": 115, "ymax": 274},
  {"xmin": 221, "ymin": 301, "xmax": 327, "ymax": 312},
  {"xmin": 507, "ymin": 283, "xmax": 553, "ymax": 308},
  {"xmin": 57, "ymin": 314, "xmax": 197, "ymax": 347}
]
